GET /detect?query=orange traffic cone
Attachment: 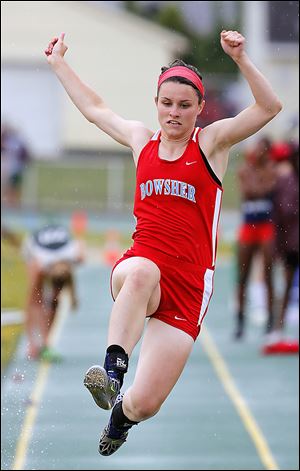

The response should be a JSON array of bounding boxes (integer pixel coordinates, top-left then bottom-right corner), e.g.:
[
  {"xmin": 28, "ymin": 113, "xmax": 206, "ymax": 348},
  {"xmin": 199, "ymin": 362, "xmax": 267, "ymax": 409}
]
[{"xmin": 71, "ymin": 211, "xmax": 87, "ymax": 237}]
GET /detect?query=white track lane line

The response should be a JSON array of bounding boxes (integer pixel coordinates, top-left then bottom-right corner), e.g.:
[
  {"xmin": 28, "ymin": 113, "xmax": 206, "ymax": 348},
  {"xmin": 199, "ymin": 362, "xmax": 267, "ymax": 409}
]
[
  {"xmin": 200, "ymin": 326, "xmax": 279, "ymax": 470},
  {"xmin": 12, "ymin": 294, "xmax": 70, "ymax": 470}
]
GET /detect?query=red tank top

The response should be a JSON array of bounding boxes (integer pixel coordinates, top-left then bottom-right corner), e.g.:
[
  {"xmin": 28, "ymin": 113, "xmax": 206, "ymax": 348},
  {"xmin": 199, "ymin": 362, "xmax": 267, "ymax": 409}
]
[{"xmin": 132, "ymin": 127, "xmax": 223, "ymax": 268}]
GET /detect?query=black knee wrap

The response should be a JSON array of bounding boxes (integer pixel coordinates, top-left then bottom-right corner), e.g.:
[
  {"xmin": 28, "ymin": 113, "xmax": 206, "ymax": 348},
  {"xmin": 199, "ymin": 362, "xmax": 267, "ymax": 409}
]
[{"xmin": 104, "ymin": 345, "xmax": 129, "ymax": 387}]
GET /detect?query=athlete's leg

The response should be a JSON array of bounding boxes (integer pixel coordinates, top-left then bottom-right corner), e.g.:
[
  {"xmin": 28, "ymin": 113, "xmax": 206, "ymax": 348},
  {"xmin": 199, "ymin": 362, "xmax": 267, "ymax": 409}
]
[
  {"xmin": 261, "ymin": 241, "xmax": 275, "ymax": 333},
  {"xmin": 235, "ymin": 242, "xmax": 256, "ymax": 338},
  {"xmin": 38, "ymin": 285, "xmax": 60, "ymax": 345},
  {"xmin": 37, "ymin": 284, "xmax": 64, "ymax": 362},
  {"xmin": 24, "ymin": 261, "xmax": 44, "ymax": 359},
  {"xmin": 84, "ymin": 256, "xmax": 161, "ymax": 409},
  {"xmin": 109, "ymin": 256, "xmax": 161, "ymax": 355},
  {"xmin": 261, "ymin": 256, "xmax": 299, "ymax": 355},
  {"xmin": 275, "ymin": 262, "xmax": 297, "ymax": 331},
  {"xmin": 123, "ymin": 318, "xmax": 194, "ymax": 421},
  {"xmin": 98, "ymin": 318, "xmax": 194, "ymax": 455}
]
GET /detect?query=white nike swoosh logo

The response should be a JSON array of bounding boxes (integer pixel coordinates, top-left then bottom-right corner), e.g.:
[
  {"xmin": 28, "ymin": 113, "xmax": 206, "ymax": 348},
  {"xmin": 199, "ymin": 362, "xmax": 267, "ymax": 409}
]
[
  {"xmin": 175, "ymin": 316, "xmax": 187, "ymax": 321},
  {"xmin": 186, "ymin": 161, "xmax": 197, "ymax": 166}
]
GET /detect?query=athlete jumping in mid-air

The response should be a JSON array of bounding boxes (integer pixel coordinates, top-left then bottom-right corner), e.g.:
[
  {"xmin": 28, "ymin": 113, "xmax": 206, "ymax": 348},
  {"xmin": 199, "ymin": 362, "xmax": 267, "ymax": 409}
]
[{"xmin": 45, "ymin": 29, "xmax": 282, "ymax": 456}]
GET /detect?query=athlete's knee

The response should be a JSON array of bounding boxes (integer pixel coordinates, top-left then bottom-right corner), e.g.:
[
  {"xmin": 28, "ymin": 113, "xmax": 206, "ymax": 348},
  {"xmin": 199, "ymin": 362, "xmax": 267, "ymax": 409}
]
[
  {"xmin": 126, "ymin": 262, "xmax": 160, "ymax": 293},
  {"xmin": 124, "ymin": 391, "xmax": 161, "ymax": 421}
]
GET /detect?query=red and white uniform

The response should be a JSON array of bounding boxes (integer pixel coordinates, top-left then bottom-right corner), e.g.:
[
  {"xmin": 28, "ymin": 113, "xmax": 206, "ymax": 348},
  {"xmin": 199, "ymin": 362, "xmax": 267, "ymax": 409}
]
[{"xmin": 112, "ymin": 127, "xmax": 223, "ymax": 340}]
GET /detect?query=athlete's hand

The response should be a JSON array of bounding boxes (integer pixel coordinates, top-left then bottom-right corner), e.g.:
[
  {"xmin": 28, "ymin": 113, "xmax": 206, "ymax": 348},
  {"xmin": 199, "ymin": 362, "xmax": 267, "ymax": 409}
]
[
  {"xmin": 220, "ymin": 30, "xmax": 245, "ymax": 61},
  {"xmin": 44, "ymin": 32, "xmax": 68, "ymax": 63}
]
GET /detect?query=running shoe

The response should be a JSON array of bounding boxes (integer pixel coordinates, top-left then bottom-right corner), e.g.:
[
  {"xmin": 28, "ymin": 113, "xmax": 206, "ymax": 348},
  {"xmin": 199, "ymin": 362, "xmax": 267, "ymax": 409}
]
[
  {"xmin": 39, "ymin": 346, "xmax": 63, "ymax": 363},
  {"xmin": 84, "ymin": 365, "xmax": 120, "ymax": 410},
  {"xmin": 99, "ymin": 394, "xmax": 129, "ymax": 456}
]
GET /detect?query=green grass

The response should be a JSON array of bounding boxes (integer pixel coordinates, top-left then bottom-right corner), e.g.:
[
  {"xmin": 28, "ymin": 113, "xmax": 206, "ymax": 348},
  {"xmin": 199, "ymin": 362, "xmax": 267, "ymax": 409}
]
[
  {"xmin": 34, "ymin": 162, "xmax": 109, "ymax": 210},
  {"xmin": 222, "ymin": 167, "xmax": 241, "ymax": 209},
  {"xmin": 24, "ymin": 159, "xmax": 134, "ymax": 211},
  {"xmin": 1, "ymin": 238, "xmax": 28, "ymax": 370},
  {"xmin": 1, "ymin": 324, "xmax": 24, "ymax": 371},
  {"xmin": 22, "ymin": 156, "xmax": 241, "ymax": 212},
  {"xmin": 1, "ymin": 239, "xmax": 28, "ymax": 310}
]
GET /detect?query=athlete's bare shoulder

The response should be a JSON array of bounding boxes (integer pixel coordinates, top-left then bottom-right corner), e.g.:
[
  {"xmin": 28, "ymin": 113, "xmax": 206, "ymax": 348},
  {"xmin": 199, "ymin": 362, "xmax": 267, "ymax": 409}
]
[
  {"xmin": 130, "ymin": 122, "xmax": 154, "ymax": 165},
  {"xmin": 198, "ymin": 122, "xmax": 231, "ymax": 182},
  {"xmin": 198, "ymin": 120, "xmax": 229, "ymax": 152}
]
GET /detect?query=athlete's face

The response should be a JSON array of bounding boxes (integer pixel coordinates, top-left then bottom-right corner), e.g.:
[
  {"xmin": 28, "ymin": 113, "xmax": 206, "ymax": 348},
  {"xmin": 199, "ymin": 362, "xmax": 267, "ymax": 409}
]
[{"xmin": 155, "ymin": 81, "xmax": 204, "ymax": 138}]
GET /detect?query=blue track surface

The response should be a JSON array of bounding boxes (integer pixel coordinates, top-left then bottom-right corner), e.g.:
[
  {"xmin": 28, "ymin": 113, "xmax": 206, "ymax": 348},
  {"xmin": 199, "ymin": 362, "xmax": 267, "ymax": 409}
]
[{"xmin": 1, "ymin": 256, "xmax": 299, "ymax": 470}]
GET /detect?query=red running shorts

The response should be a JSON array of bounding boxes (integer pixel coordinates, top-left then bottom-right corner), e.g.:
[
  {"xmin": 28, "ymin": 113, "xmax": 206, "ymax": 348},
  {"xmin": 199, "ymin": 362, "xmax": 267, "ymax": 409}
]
[
  {"xmin": 238, "ymin": 222, "xmax": 275, "ymax": 244},
  {"xmin": 110, "ymin": 243, "xmax": 215, "ymax": 341}
]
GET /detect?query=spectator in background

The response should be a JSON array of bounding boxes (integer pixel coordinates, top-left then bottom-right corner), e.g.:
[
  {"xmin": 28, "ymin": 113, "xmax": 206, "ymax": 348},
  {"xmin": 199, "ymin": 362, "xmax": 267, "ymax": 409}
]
[
  {"xmin": 22, "ymin": 224, "xmax": 85, "ymax": 361},
  {"xmin": 1, "ymin": 123, "xmax": 31, "ymax": 208},
  {"xmin": 234, "ymin": 137, "xmax": 277, "ymax": 339},
  {"xmin": 262, "ymin": 142, "xmax": 299, "ymax": 354}
]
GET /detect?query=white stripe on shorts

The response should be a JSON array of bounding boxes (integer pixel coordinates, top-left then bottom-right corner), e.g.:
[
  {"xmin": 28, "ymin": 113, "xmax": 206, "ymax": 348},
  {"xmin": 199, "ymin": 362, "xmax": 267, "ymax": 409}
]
[
  {"xmin": 212, "ymin": 188, "xmax": 222, "ymax": 267},
  {"xmin": 198, "ymin": 268, "xmax": 214, "ymax": 326}
]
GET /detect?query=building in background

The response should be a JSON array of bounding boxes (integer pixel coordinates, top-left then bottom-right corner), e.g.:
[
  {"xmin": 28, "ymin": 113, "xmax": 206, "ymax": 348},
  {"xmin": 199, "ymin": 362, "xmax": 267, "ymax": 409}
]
[
  {"xmin": 2, "ymin": 1, "xmax": 298, "ymax": 156},
  {"xmin": 91, "ymin": 1, "xmax": 240, "ymax": 35},
  {"xmin": 1, "ymin": 1, "xmax": 187, "ymax": 159}
]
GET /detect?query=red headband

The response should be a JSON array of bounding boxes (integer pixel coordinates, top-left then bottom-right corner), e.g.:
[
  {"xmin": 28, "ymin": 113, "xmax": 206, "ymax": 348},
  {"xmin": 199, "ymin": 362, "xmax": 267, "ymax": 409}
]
[{"xmin": 158, "ymin": 66, "xmax": 205, "ymax": 97}]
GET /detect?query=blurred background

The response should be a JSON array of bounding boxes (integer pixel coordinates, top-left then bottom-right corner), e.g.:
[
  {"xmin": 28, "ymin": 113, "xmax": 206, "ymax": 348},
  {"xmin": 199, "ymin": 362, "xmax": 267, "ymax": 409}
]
[
  {"xmin": 1, "ymin": 1, "xmax": 298, "ymax": 215},
  {"xmin": 1, "ymin": 2, "xmax": 299, "ymax": 470}
]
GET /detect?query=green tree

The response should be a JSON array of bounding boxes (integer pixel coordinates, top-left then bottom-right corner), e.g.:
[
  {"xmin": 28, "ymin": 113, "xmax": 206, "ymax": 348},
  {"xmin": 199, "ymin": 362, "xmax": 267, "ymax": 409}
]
[
  {"xmin": 182, "ymin": 28, "xmax": 239, "ymax": 75},
  {"xmin": 124, "ymin": 2, "xmax": 241, "ymax": 76},
  {"xmin": 156, "ymin": 4, "xmax": 187, "ymax": 35}
]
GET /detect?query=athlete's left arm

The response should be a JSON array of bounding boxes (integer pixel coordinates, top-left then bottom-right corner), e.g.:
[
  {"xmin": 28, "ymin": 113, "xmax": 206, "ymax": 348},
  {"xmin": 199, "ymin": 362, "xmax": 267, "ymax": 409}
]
[{"xmin": 211, "ymin": 30, "xmax": 282, "ymax": 148}]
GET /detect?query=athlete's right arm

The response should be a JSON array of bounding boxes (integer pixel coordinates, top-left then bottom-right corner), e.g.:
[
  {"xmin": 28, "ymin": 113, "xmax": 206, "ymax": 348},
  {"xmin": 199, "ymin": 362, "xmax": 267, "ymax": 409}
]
[{"xmin": 45, "ymin": 33, "xmax": 151, "ymax": 151}]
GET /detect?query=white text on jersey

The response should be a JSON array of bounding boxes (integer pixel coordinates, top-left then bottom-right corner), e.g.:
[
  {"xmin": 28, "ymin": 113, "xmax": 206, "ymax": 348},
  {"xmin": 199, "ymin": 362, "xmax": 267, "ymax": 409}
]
[{"xmin": 140, "ymin": 179, "xmax": 196, "ymax": 203}]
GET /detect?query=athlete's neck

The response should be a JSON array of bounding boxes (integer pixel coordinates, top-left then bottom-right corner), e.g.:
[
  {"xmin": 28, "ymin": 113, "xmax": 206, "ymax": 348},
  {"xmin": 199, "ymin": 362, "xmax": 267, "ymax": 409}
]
[
  {"xmin": 159, "ymin": 131, "xmax": 192, "ymax": 161},
  {"xmin": 160, "ymin": 132, "xmax": 191, "ymax": 147}
]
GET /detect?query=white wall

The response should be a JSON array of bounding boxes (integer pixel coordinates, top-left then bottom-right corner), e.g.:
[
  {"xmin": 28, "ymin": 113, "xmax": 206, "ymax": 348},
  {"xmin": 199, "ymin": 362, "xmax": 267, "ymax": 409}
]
[
  {"xmin": 1, "ymin": 1, "xmax": 187, "ymax": 156},
  {"xmin": 1, "ymin": 65, "xmax": 62, "ymax": 158}
]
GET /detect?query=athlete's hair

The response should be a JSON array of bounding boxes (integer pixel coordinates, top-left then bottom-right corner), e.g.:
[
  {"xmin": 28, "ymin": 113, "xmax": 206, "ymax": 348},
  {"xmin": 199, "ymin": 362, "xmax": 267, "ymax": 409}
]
[{"xmin": 159, "ymin": 59, "xmax": 204, "ymax": 103}]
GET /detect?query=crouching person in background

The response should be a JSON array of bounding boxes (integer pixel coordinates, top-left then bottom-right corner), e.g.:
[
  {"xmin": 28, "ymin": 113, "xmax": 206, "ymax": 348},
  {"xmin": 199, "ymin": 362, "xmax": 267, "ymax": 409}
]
[{"xmin": 22, "ymin": 223, "xmax": 85, "ymax": 361}]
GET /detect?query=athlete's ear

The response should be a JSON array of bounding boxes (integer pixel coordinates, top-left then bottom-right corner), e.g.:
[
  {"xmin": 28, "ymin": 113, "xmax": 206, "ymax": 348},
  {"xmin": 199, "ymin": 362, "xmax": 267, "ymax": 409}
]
[
  {"xmin": 154, "ymin": 96, "xmax": 158, "ymax": 106},
  {"xmin": 198, "ymin": 99, "xmax": 205, "ymax": 115}
]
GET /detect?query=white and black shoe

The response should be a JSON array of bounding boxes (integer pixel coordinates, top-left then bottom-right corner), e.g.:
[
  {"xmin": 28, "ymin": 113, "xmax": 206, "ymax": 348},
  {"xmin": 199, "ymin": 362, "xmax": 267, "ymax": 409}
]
[{"xmin": 84, "ymin": 365, "xmax": 120, "ymax": 410}]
